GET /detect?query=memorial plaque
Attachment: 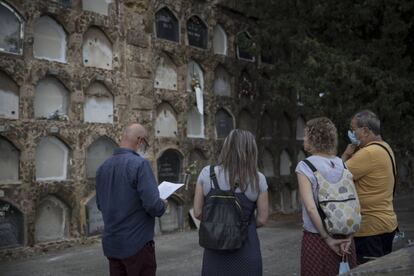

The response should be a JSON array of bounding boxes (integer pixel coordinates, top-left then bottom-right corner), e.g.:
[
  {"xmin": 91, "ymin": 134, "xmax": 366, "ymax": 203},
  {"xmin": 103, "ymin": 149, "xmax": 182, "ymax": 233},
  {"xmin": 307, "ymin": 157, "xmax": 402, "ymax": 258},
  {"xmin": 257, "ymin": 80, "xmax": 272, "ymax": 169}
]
[
  {"xmin": 155, "ymin": 8, "xmax": 179, "ymax": 42},
  {"xmin": 215, "ymin": 109, "xmax": 234, "ymax": 138},
  {"xmin": 157, "ymin": 149, "xmax": 182, "ymax": 183},
  {"xmin": 0, "ymin": 201, "xmax": 24, "ymax": 249},
  {"xmin": 86, "ymin": 195, "xmax": 104, "ymax": 236},
  {"xmin": 187, "ymin": 16, "xmax": 207, "ymax": 49}
]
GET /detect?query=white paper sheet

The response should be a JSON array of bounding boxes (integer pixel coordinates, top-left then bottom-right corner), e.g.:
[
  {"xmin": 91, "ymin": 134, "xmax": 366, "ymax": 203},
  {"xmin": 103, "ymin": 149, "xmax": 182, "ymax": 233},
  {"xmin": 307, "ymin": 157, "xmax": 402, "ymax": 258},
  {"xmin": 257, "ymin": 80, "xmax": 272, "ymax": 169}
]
[{"xmin": 158, "ymin": 181, "xmax": 184, "ymax": 200}]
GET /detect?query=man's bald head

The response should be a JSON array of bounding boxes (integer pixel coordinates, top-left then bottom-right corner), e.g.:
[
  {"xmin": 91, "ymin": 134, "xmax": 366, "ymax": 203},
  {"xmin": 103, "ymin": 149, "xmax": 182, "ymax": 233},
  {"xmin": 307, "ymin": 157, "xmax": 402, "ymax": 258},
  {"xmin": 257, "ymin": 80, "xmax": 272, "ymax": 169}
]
[{"xmin": 120, "ymin": 123, "xmax": 147, "ymax": 150}]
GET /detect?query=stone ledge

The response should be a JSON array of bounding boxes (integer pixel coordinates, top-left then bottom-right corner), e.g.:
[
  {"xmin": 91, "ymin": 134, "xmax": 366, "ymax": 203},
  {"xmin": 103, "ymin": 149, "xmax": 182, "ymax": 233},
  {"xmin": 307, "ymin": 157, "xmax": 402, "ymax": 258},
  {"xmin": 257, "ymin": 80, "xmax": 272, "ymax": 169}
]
[{"xmin": 346, "ymin": 245, "xmax": 414, "ymax": 275}]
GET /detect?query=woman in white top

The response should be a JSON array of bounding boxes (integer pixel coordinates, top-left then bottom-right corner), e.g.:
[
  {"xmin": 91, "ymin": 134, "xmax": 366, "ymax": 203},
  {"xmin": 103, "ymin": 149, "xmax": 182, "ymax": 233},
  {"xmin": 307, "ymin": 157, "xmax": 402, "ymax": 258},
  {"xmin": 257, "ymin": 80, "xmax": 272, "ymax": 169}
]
[{"xmin": 295, "ymin": 117, "xmax": 357, "ymax": 276}]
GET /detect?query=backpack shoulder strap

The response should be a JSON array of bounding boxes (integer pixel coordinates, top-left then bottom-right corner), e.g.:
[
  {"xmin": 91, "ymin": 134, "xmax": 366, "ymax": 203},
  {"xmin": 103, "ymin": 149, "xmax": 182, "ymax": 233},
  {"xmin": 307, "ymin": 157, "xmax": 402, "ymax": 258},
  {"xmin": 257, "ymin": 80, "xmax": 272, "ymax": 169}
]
[
  {"xmin": 369, "ymin": 142, "xmax": 397, "ymax": 195},
  {"xmin": 209, "ymin": 165, "xmax": 220, "ymax": 190},
  {"xmin": 302, "ymin": 159, "xmax": 317, "ymax": 173}
]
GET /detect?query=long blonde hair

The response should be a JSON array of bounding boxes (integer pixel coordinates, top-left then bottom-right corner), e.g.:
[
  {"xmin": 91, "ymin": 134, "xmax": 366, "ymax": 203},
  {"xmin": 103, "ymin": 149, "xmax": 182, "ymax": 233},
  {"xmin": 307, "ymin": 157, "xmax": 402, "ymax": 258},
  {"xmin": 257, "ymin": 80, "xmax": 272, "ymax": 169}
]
[{"xmin": 218, "ymin": 129, "xmax": 259, "ymax": 193}]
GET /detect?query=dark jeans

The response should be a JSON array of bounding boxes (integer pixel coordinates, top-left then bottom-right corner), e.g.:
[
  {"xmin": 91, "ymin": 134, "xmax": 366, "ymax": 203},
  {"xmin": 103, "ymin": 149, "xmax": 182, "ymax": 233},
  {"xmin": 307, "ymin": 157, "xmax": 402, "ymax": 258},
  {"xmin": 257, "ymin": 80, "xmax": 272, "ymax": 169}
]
[
  {"xmin": 107, "ymin": 241, "xmax": 156, "ymax": 276},
  {"xmin": 354, "ymin": 230, "xmax": 396, "ymax": 265}
]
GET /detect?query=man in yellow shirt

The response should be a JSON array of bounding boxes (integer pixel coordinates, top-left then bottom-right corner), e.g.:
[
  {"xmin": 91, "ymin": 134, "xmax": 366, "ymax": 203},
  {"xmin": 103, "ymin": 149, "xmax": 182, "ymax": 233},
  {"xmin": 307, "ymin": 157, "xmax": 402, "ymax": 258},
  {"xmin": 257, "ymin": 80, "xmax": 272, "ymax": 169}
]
[{"xmin": 342, "ymin": 110, "xmax": 398, "ymax": 264}]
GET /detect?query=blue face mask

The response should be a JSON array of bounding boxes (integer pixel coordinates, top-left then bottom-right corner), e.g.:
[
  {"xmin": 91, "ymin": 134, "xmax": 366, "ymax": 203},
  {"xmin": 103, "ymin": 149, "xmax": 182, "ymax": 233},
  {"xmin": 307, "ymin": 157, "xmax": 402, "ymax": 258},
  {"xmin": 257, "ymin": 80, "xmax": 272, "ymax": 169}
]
[{"xmin": 347, "ymin": 130, "xmax": 361, "ymax": 146}]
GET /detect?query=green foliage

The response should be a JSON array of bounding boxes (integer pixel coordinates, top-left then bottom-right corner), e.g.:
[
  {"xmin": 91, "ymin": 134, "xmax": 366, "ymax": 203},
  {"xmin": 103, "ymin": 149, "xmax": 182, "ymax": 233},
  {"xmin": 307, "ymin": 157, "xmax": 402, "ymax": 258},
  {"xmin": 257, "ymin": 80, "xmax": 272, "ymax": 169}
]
[{"xmin": 240, "ymin": 0, "xmax": 414, "ymax": 154}]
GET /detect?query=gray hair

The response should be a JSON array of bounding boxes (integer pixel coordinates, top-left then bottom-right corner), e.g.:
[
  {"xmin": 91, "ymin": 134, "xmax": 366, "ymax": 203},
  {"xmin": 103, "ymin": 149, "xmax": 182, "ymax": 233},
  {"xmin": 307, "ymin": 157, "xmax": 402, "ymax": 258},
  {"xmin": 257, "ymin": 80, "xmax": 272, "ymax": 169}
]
[
  {"xmin": 218, "ymin": 129, "xmax": 259, "ymax": 193},
  {"xmin": 353, "ymin": 110, "xmax": 381, "ymax": 135}
]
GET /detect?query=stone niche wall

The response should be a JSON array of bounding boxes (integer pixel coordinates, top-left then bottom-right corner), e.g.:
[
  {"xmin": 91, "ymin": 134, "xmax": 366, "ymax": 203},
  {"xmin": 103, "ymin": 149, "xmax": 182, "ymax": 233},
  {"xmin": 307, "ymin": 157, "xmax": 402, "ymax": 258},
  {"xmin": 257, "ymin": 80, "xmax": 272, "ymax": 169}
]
[{"xmin": 0, "ymin": 0, "xmax": 308, "ymax": 257}]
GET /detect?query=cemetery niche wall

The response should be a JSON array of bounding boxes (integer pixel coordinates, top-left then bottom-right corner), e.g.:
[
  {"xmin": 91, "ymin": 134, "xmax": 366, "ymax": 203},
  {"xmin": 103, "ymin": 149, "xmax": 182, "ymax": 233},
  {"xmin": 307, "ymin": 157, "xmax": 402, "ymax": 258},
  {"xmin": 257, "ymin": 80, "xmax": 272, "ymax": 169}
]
[{"xmin": 0, "ymin": 0, "xmax": 316, "ymax": 256}]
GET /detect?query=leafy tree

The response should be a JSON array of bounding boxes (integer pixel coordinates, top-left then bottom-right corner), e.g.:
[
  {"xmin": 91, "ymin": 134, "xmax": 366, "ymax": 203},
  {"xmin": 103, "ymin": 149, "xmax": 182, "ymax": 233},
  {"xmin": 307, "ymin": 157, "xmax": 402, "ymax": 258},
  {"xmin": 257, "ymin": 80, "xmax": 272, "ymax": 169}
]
[{"xmin": 239, "ymin": 0, "xmax": 414, "ymax": 156}]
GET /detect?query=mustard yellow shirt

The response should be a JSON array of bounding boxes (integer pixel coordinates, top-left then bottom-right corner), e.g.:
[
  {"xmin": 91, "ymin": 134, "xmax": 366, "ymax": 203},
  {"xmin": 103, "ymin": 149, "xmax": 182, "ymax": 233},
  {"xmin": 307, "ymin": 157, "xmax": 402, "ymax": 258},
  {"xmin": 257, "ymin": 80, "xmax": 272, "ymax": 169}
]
[{"xmin": 345, "ymin": 141, "xmax": 398, "ymax": 237}]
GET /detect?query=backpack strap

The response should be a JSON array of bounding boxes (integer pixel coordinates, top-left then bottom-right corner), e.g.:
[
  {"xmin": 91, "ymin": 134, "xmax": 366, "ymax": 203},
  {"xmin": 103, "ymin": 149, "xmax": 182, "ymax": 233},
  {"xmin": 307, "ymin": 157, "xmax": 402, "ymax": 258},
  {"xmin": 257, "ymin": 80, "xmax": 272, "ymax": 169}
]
[
  {"xmin": 368, "ymin": 142, "xmax": 397, "ymax": 195},
  {"xmin": 301, "ymin": 159, "xmax": 329, "ymax": 232},
  {"xmin": 209, "ymin": 165, "xmax": 220, "ymax": 190},
  {"xmin": 302, "ymin": 159, "xmax": 317, "ymax": 172}
]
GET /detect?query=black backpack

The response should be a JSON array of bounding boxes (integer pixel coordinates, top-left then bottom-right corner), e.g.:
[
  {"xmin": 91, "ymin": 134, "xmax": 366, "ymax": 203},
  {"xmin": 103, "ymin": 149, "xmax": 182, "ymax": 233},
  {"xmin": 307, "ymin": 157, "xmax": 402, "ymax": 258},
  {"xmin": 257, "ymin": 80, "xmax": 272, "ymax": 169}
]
[{"xmin": 198, "ymin": 165, "xmax": 248, "ymax": 251}]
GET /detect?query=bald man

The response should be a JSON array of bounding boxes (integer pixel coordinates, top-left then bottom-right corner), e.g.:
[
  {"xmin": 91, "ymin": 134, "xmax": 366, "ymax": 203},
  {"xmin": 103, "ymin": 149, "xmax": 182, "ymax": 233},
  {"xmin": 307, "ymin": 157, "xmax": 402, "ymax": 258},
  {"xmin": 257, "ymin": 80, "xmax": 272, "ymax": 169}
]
[{"xmin": 96, "ymin": 124, "xmax": 166, "ymax": 276}]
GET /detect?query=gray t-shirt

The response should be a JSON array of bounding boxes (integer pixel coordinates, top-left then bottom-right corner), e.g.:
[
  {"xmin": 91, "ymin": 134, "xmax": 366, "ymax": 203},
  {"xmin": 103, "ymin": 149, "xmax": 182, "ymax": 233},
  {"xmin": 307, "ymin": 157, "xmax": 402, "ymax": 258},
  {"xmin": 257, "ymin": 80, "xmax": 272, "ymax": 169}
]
[
  {"xmin": 295, "ymin": 155, "xmax": 346, "ymax": 233},
  {"xmin": 197, "ymin": 165, "xmax": 268, "ymax": 202}
]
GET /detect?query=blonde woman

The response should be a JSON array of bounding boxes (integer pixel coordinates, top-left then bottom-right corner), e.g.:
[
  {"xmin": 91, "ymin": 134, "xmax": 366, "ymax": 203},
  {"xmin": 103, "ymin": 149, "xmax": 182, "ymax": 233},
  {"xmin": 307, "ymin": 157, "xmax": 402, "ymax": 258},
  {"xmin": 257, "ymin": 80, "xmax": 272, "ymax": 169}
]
[
  {"xmin": 295, "ymin": 117, "xmax": 357, "ymax": 276},
  {"xmin": 193, "ymin": 129, "xmax": 269, "ymax": 275}
]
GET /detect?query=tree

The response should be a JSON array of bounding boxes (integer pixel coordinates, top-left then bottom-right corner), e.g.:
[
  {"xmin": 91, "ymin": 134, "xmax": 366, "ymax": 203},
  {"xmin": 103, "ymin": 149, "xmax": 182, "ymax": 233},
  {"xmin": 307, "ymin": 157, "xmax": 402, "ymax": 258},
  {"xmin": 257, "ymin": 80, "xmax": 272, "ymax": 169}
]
[{"xmin": 239, "ymin": 0, "xmax": 414, "ymax": 156}]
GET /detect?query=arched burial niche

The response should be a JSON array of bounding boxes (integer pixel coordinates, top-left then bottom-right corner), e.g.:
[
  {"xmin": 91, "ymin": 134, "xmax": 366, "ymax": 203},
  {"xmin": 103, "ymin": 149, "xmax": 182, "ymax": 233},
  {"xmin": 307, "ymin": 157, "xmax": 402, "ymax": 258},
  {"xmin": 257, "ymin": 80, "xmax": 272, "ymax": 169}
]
[
  {"xmin": 187, "ymin": 106, "xmax": 204, "ymax": 138},
  {"xmin": 0, "ymin": 200, "xmax": 24, "ymax": 249},
  {"xmin": 186, "ymin": 60, "xmax": 204, "ymax": 92},
  {"xmin": 85, "ymin": 194, "xmax": 103, "ymax": 236},
  {"xmin": 213, "ymin": 25, "xmax": 227, "ymax": 55},
  {"xmin": 84, "ymin": 82, "xmax": 113, "ymax": 123},
  {"xmin": 279, "ymin": 150, "xmax": 292, "ymax": 176},
  {"xmin": 236, "ymin": 31, "xmax": 255, "ymax": 61},
  {"xmin": 33, "ymin": 16, "xmax": 67, "ymax": 62},
  {"xmin": 155, "ymin": 7, "xmax": 179, "ymax": 42},
  {"xmin": 281, "ymin": 113, "xmax": 291, "ymax": 139},
  {"xmin": 261, "ymin": 111, "xmax": 272, "ymax": 139},
  {"xmin": 82, "ymin": 27, "xmax": 112, "ymax": 69},
  {"xmin": 215, "ymin": 108, "xmax": 234, "ymax": 139},
  {"xmin": 296, "ymin": 116, "xmax": 305, "ymax": 140},
  {"xmin": 157, "ymin": 149, "xmax": 182, "ymax": 183},
  {"xmin": 155, "ymin": 103, "xmax": 178, "ymax": 137},
  {"xmin": 35, "ymin": 136, "xmax": 69, "ymax": 181},
  {"xmin": 262, "ymin": 149, "xmax": 275, "ymax": 177},
  {"xmin": 0, "ymin": 137, "xmax": 19, "ymax": 182},
  {"xmin": 238, "ymin": 109, "xmax": 255, "ymax": 134},
  {"xmin": 34, "ymin": 77, "xmax": 69, "ymax": 119},
  {"xmin": 154, "ymin": 55, "xmax": 177, "ymax": 90},
  {"xmin": 34, "ymin": 196, "xmax": 70, "ymax": 243},
  {"xmin": 214, "ymin": 65, "xmax": 231, "ymax": 97},
  {"xmin": 297, "ymin": 150, "xmax": 306, "ymax": 163},
  {"xmin": 86, "ymin": 136, "xmax": 117, "ymax": 178},
  {"xmin": 0, "ymin": 71, "xmax": 19, "ymax": 119},
  {"xmin": 82, "ymin": 0, "xmax": 112, "ymax": 15},
  {"xmin": 187, "ymin": 15, "xmax": 207, "ymax": 49},
  {"xmin": 0, "ymin": 2, "xmax": 23, "ymax": 55}
]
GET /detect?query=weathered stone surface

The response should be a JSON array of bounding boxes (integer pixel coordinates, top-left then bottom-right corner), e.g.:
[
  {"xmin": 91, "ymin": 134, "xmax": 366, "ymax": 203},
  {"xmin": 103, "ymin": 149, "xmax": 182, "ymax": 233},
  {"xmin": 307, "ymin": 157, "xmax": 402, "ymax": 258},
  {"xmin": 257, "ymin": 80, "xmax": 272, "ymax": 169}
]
[{"xmin": 1, "ymin": 0, "xmax": 411, "ymax": 260}]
